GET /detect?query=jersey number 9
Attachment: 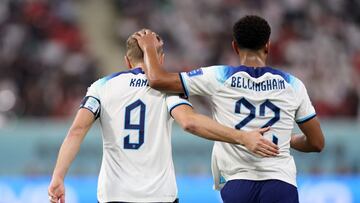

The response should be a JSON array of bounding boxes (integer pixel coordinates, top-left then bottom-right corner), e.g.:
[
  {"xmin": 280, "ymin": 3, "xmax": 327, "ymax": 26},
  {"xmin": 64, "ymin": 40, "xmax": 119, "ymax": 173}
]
[{"xmin": 124, "ymin": 99, "xmax": 146, "ymax": 149}]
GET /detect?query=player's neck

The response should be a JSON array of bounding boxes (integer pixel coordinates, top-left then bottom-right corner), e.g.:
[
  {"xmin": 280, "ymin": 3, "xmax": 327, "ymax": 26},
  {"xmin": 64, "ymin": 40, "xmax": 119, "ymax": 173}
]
[
  {"xmin": 131, "ymin": 62, "xmax": 146, "ymax": 70},
  {"xmin": 238, "ymin": 51, "xmax": 266, "ymax": 68}
]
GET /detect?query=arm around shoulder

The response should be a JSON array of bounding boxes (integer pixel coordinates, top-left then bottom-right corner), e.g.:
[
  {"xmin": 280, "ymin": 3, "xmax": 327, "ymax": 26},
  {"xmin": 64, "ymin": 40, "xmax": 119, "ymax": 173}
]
[
  {"xmin": 171, "ymin": 104, "xmax": 240, "ymax": 144},
  {"xmin": 142, "ymin": 46, "xmax": 184, "ymax": 93},
  {"xmin": 134, "ymin": 30, "xmax": 185, "ymax": 93},
  {"xmin": 171, "ymin": 104, "xmax": 279, "ymax": 157}
]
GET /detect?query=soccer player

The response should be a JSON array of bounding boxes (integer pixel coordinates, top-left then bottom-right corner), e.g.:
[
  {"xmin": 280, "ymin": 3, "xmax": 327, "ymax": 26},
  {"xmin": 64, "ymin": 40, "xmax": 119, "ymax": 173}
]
[
  {"xmin": 134, "ymin": 15, "xmax": 325, "ymax": 203},
  {"xmin": 47, "ymin": 30, "xmax": 279, "ymax": 203}
]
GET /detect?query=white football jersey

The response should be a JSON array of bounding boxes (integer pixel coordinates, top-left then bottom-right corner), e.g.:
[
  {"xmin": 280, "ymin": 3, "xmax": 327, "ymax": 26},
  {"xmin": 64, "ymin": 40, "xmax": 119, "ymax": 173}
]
[
  {"xmin": 179, "ymin": 65, "xmax": 316, "ymax": 189},
  {"xmin": 81, "ymin": 67, "xmax": 191, "ymax": 202}
]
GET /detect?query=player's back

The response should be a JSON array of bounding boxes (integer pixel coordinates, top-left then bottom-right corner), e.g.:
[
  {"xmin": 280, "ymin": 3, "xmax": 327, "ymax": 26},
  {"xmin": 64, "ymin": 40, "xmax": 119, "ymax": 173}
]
[
  {"xmin": 180, "ymin": 65, "xmax": 316, "ymax": 188},
  {"xmin": 85, "ymin": 67, "xmax": 178, "ymax": 202}
]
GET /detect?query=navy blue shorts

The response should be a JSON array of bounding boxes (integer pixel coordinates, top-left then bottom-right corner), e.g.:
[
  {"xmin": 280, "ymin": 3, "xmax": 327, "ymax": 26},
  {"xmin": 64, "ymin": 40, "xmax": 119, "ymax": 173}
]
[
  {"xmin": 99, "ymin": 198, "xmax": 179, "ymax": 203},
  {"xmin": 220, "ymin": 179, "xmax": 299, "ymax": 203}
]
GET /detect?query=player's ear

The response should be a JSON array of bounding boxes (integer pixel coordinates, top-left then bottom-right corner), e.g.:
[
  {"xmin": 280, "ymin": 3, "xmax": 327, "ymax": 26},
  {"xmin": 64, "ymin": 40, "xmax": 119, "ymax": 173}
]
[
  {"xmin": 232, "ymin": 40, "xmax": 240, "ymax": 55},
  {"xmin": 264, "ymin": 41, "xmax": 270, "ymax": 54},
  {"xmin": 124, "ymin": 56, "xmax": 133, "ymax": 69},
  {"xmin": 159, "ymin": 53, "xmax": 165, "ymax": 65}
]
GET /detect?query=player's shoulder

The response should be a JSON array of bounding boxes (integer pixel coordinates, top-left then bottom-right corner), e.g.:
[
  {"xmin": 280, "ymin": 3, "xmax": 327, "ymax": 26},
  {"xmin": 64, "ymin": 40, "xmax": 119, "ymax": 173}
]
[
  {"xmin": 262, "ymin": 66, "xmax": 307, "ymax": 91},
  {"xmin": 208, "ymin": 65, "xmax": 290, "ymax": 84},
  {"xmin": 200, "ymin": 65, "xmax": 229, "ymax": 72},
  {"xmin": 214, "ymin": 65, "xmax": 306, "ymax": 89},
  {"xmin": 184, "ymin": 65, "xmax": 226, "ymax": 78},
  {"xmin": 92, "ymin": 67, "xmax": 145, "ymax": 87},
  {"xmin": 185, "ymin": 65, "xmax": 231, "ymax": 83},
  {"xmin": 217, "ymin": 65, "xmax": 292, "ymax": 80}
]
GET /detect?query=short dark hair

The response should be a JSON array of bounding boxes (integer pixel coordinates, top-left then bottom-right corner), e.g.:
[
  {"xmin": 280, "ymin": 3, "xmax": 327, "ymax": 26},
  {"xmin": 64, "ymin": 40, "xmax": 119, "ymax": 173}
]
[
  {"xmin": 232, "ymin": 15, "xmax": 271, "ymax": 51},
  {"xmin": 126, "ymin": 30, "xmax": 163, "ymax": 64}
]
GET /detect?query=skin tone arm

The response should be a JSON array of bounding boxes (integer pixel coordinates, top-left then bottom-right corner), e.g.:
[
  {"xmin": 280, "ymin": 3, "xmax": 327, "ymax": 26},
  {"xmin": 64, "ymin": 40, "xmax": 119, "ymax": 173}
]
[
  {"xmin": 48, "ymin": 109, "xmax": 95, "ymax": 203},
  {"xmin": 171, "ymin": 105, "xmax": 279, "ymax": 157},
  {"xmin": 290, "ymin": 117, "xmax": 325, "ymax": 152},
  {"xmin": 134, "ymin": 30, "xmax": 280, "ymax": 156},
  {"xmin": 135, "ymin": 29, "xmax": 325, "ymax": 154},
  {"xmin": 133, "ymin": 30, "xmax": 184, "ymax": 92},
  {"xmin": 47, "ymin": 104, "xmax": 278, "ymax": 203}
]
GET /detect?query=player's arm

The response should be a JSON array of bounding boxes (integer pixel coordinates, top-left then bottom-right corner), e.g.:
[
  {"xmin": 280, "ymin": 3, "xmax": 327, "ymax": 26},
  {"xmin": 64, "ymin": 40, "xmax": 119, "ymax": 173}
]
[
  {"xmin": 48, "ymin": 109, "xmax": 95, "ymax": 203},
  {"xmin": 291, "ymin": 79, "xmax": 325, "ymax": 153},
  {"xmin": 133, "ymin": 30, "xmax": 184, "ymax": 93},
  {"xmin": 172, "ymin": 105, "xmax": 279, "ymax": 157},
  {"xmin": 291, "ymin": 117, "xmax": 325, "ymax": 152}
]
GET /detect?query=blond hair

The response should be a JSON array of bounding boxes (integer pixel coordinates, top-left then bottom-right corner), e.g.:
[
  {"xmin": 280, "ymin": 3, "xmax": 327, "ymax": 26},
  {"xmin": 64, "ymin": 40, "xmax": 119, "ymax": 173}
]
[{"xmin": 126, "ymin": 31, "xmax": 163, "ymax": 64}]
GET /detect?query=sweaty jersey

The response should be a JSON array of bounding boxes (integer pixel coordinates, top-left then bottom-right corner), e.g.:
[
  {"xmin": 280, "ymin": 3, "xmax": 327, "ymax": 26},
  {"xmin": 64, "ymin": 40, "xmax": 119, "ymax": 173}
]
[
  {"xmin": 80, "ymin": 67, "xmax": 191, "ymax": 202},
  {"xmin": 179, "ymin": 65, "xmax": 316, "ymax": 189}
]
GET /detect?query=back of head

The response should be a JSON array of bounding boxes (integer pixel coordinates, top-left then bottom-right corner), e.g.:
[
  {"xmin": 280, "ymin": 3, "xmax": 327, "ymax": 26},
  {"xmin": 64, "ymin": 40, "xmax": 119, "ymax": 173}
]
[
  {"xmin": 126, "ymin": 37, "xmax": 143, "ymax": 64},
  {"xmin": 126, "ymin": 31, "xmax": 163, "ymax": 65},
  {"xmin": 233, "ymin": 15, "xmax": 271, "ymax": 51}
]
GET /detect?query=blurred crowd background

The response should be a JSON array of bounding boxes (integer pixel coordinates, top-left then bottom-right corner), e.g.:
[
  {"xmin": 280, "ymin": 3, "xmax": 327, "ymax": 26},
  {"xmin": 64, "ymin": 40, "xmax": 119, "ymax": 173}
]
[
  {"xmin": 0, "ymin": 0, "xmax": 359, "ymax": 120},
  {"xmin": 0, "ymin": 0, "xmax": 360, "ymax": 202},
  {"xmin": 0, "ymin": 0, "xmax": 98, "ymax": 120}
]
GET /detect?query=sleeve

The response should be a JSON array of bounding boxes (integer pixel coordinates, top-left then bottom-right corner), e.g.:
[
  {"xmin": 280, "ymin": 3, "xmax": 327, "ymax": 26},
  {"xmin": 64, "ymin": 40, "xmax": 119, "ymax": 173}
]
[
  {"xmin": 295, "ymin": 81, "xmax": 316, "ymax": 124},
  {"xmin": 165, "ymin": 94, "xmax": 193, "ymax": 117},
  {"xmin": 179, "ymin": 66, "xmax": 222, "ymax": 97},
  {"xmin": 79, "ymin": 80, "xmax": 102, "ymax": 119}
]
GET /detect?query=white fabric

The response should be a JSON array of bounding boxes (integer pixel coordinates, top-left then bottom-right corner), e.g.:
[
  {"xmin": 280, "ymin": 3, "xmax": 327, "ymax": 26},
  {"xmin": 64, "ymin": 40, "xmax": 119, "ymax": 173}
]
[
  {"xmin": 84, "ymin": 68, "xmax": 191, "ymax": 202},
  {"xmin": 180, "ymin": 65, "xmax": 316, "ymax": 189}
]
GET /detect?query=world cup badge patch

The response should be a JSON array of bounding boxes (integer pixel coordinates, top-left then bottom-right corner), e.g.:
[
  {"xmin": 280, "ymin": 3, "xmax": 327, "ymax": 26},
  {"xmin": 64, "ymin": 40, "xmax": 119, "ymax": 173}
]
[
  {"xmin": 81, "ymin": 96, "xmax": 100, "ymax": 114},
  {"xmin": 187, "ymin": 69, "xmax": 203, "ymax": 77}
]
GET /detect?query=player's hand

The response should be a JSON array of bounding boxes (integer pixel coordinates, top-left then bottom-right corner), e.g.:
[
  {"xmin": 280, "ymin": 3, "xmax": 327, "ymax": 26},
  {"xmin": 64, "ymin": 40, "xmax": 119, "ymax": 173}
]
[
  {"xmin": 48, "ymin": 177, "xmax": 65, "ymax": 203},
  {"xmin": 241, "ymin": 127, "xmax": 279, "ymax": 157},
  {"xmin": 133, "ymin": 29, "xmax": 163, "ymax": 51}
]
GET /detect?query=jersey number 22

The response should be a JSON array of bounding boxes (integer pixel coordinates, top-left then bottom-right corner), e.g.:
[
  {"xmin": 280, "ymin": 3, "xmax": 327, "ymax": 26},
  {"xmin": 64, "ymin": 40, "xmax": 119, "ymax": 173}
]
[{"xmin": 235, "ymin": 98, "xmax": 280, "ymax": 144}]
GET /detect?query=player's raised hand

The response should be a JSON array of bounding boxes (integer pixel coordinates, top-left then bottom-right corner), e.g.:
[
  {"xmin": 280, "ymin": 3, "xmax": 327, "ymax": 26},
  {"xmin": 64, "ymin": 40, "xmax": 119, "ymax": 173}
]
[
  {"xmin": 133, "ymin": 29, "xmax": 163, "ymax": 51},
  {"xmin": 241, "ymin": 127, "xmax": 279, "ymax": 157},
  {"xmin": 48, "ymin": 177, "xmax": 65, "ymax": 203}
]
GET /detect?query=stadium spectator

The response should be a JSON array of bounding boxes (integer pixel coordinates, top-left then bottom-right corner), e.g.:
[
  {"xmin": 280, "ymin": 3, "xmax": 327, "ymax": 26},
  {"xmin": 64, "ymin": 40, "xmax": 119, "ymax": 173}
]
[{"xmin": 0, "ymin": 0, "xmax": 97, "ymax": 118}]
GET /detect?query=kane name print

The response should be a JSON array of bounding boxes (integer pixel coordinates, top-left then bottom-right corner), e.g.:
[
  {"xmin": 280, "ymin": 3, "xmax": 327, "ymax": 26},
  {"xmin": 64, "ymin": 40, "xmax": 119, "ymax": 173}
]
[{"xmin": 129, "ymin": 78, "xmax": 148, "ymax": 87}]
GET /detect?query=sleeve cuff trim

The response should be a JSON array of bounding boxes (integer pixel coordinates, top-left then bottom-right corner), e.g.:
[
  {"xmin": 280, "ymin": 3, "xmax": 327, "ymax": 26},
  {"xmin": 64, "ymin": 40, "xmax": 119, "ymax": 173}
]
[
  {"xmin": 179, "ymin": 73, "xmax": 189, "ymax": 98},
  {"xmin": 296, "ymin": 113, "xmax": 316, "ymax": 124}
]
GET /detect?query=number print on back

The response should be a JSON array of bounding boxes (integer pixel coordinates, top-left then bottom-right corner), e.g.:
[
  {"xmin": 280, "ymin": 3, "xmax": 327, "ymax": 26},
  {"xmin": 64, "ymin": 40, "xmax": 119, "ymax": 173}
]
[
  {"xmin": 124, "ymin": 99, "xmax": 146, "ymax": 149},
  {"xmin": 235, "ymin": 98, "xmax": 280, "ymax": 144}
]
